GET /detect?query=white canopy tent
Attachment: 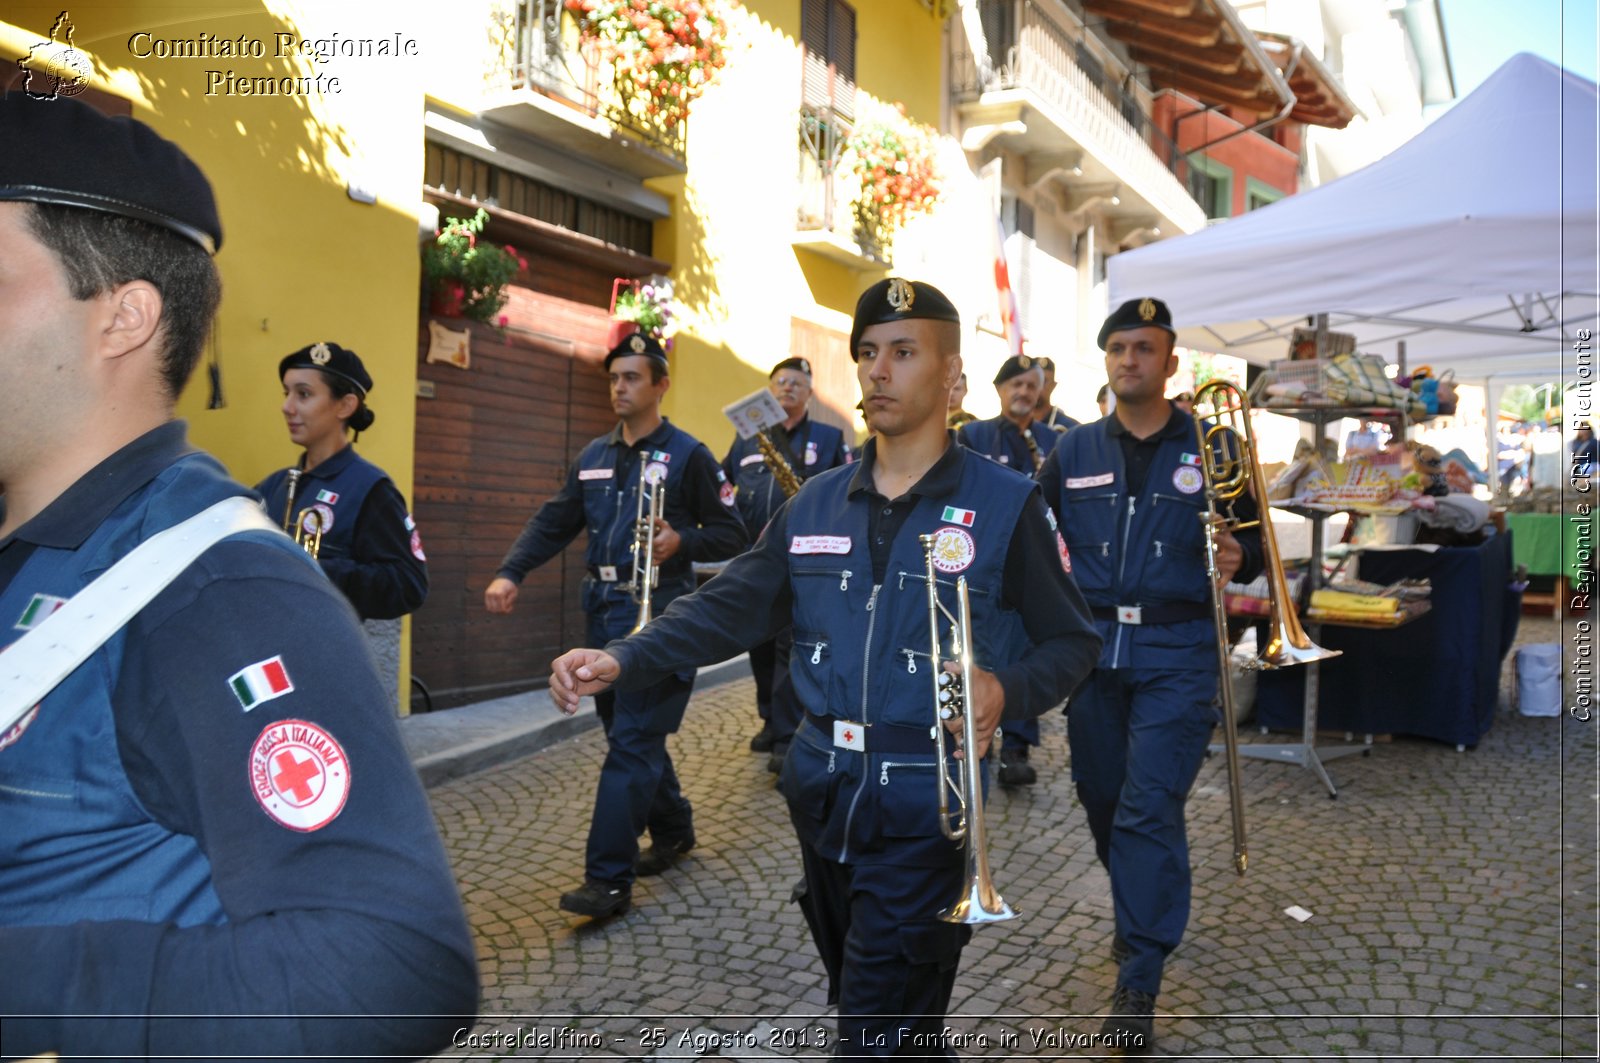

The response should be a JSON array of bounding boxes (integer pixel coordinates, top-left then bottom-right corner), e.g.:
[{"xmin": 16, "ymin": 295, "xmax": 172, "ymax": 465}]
[{"xmin": 1108, "ymin": 53, "xmax": 1598, "ymax": 397}]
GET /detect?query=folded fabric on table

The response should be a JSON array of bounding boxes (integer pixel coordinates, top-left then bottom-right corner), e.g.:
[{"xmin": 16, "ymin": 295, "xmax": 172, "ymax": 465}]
[
  {"xmin": 1309, "ymin": 589, "xmax": 1399, "ymax": 615},
  {"xmin": 1415, "ymin": 493, "xmax": 1490, "ymax": 533}
]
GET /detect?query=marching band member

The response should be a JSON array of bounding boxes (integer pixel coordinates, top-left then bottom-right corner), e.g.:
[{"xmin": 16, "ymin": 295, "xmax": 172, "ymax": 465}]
[
  {"xmin": 721, "ymin": 356, "xmax": 851, "ymax": 771},
  {"xmin": 256, "ymin": 343, "xmax": 427, "ymax": 621},
  {"xmin": 485, "ymin": 333, "xmax": 746, "ymax": 917},
  {"xmin": 1038, "ymin": 298, "xmax": 1263, "ymax": 1053},
  {"xmin": 955, "ymin": 354, "xmax": 1057, "ymax": 787},
  {"xmin": 550, "ymin": 279, "xmax": 1099, "ymax": 1060},
  {"xmin": 0, "ymin": 91, "xmax": 474, "ymax": 1059}
]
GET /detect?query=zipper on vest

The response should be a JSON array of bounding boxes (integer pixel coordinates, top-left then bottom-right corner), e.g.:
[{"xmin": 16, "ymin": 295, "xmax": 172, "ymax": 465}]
[
  {"xmin": 839, "ymin": 570, "xmax": 853, "ymax": 591},
  {"xmin": 903, "ymin": 649, "xmax": 918, "ymax": 674},
  {"xmin": 1154, "ymin": 540, "xmax": 1165, "ymax": 557},
  {"xmin": 839, "ymin": 582, "xmax": 882, "ymax": 863},
  {"xmin": 1112, "ymin": 496, "xmax": 1136, "ymax": 668},
  {"xmin": 827, "ymin": 751, "xmax": 836, "ymax": 774},
  {"xmin": 809, "ymin": 640, "xmax": 827, "ymax": 665}
]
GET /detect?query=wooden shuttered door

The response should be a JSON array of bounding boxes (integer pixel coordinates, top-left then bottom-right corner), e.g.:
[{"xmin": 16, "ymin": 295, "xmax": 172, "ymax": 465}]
[
  {"xmin": 801, "ymin": 0, "xmax": 857, "ymax": 121},
  {"xmin": 411, "ymin": 293, "xmax": 617, "ymax": 709}
]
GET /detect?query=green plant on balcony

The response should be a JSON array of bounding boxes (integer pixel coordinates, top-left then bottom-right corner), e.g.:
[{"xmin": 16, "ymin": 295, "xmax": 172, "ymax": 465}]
[
  {"xmin": 612, "ymin": 275, "xmax": 680, "ymax": 349},
  {"xmin": 422, "ymin": 209, "xmax": 528, "ymax": 323},
  {"xmin": 845, "ymin": 104, "xmax": 942, "ymax": 258},
  {"xmin": 565, "ymin": 0, "xmax": 732, "ymax": 133}
]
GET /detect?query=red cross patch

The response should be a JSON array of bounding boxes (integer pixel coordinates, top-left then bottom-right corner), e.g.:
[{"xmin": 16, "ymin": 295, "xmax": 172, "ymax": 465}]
[{"xmin": 249, "ymin": 719, "xmax": 351, "ymax": 832}]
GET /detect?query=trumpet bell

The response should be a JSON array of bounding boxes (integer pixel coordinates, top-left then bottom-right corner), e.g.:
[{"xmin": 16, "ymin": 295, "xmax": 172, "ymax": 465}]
[{"xmin": 939, "ymin": 880, "xmax": 1017, "ymax": 925}]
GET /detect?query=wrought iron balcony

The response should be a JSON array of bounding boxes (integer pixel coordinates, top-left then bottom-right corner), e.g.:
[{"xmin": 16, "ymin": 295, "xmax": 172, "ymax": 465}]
[
  {"xmin": 794, "ymin": 106, "xmax": 888, "ymax": 269},
  {"xmin": 486, "ymin": 0, "xmax": 687, "ymax": 177},
  {"xmin": 952, "ymin": 0, "xmax": 1206, "ymax": 233}
]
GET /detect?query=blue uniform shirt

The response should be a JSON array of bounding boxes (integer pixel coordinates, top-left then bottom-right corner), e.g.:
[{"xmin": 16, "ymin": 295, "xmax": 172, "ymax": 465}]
[
  {"xmin": 0, "ymin": 422, "xmax": 475, "ymax": 1059},
  {"xmin": 256, "ymin": 445, "xmax": 427, "ymax": 621},
  {"xmin": 956, "ymin": 414, "xmax": 1053, "ymax": 475},
  {"xmin": 721, "ymin": 413, "xmax": 851, "ymax": 535},
  {"xmin": 496, "ymin": 417, "xmax": 747, "ymax": 622},
  {"xmin": 602, "ymin": 437, "xmax": 1100, "ymax": 864},
  {"xmin": 1039, "ymin": 409, "xmax": 1263, "ymax": 672}
]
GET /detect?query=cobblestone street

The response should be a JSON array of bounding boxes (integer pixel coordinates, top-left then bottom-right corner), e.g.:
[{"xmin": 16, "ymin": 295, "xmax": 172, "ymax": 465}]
[{"xmin": 426, "ymin": 614, "xmax": 1597, "ymax": 1060}]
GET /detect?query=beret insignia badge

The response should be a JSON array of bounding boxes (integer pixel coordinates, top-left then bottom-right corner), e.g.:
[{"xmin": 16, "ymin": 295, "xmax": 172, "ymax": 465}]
[
  {"xmin": 309, "ymin": 342, "xmax": 332, "ymax": 365},
  {"xmin": 1138, "ymin": 298, "xmax": 1157, "ymax": 322},
  {"xmin": 629, "ymin": 334, "xmax": 647, "ymax": 354},
  {"xmin": 886, "ymin": 278, "xmax": 915, "ymax": 313}
]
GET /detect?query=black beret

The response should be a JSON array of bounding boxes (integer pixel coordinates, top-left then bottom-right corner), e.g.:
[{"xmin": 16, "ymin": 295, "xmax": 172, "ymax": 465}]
[
  {"xmin": 279, "ymin": 342, "xmax": 372, "ymax": 397},
  {"xmin": 1097, "ymin": 297, "xmax": 1175, "ymax": 350},
  {"xmin": 604, "ymin": 331, "xmax": 669, "ymax": 371},
  {"xmin": 0, "ymin": 92, "xmax": 222, "ymax": 253},
  {"xmin": 849, "ymin": 278, "xmax": 961, "ymax": 361},
  {"xmin": 770, "ymin": 357, "xmax": 812, "ymax": 378},
  {"xmin": 993, "ymin": 354, "xmax": 1045, "ymax": 386}
]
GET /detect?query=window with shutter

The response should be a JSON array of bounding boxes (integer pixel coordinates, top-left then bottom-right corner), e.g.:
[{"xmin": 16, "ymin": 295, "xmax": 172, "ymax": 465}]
[{"xmin": 801, "ymin": 0, "xmax": 856, "ymax": 122}]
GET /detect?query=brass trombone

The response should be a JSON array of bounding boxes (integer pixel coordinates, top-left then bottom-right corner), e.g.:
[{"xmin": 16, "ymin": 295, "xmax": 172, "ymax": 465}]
[
  {"xmin": 628, "ymin": 475, "xmax": 664, "ymax": 634},
  {"xmin": 1192, "ymin": 379, "xmax": 1341, "ymax": 875},
  {"xmin": 293, "ymin": 507, "xmax": 326, "ymax": 558},
  {"xmin": 919, "ymin": 533, "xmax": 1016, "ymax": 925}
]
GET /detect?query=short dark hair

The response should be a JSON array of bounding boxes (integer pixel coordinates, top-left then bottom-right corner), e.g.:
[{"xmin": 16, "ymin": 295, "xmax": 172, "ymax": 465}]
[
  {"xmin": 25, "ymin": 203, "xmax": 221, "ymax": 401},
  {"xmin": 1096, "ymin": 384, "xmax": 1110, "ymax": 403},
  {"xmin": 608, "ymin": 354, "xmax": 667, "ymax": 384}
]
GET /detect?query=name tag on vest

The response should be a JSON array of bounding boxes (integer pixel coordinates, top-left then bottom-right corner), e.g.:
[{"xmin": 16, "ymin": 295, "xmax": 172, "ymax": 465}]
[
  {"xmin": 578, "ymin": 468, "xmax": 614, "ymax": 481},
  {"xmin": 739, "ymin": 454, "xmax": 766, "ymax": 467},
  {"xmin": 1066, "ymin": 472, "xmax": 1115, "ymax": 489},
  {"xmin": 790, "ymin": 535, "xmax": 851, "ymax": 555}
]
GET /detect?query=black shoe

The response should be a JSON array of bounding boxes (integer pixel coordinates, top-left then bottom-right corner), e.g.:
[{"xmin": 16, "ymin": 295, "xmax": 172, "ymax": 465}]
[
  {"xmin": 1110, "ymin": 931, "xmax": 1130, "ymax": 966},
  {"xmin": 1099, "ymin": 985, "xmax": 1155, "ymax": 1056},
  {"xmin": 997, "ymin": 745, "xmax": 1037, "ymax": 787},
  {"xmin": 634, "ymin": 833, "xmax": 695, "ymax": 877},
  {"xmin": 767, "ymin": 739, "xmax": 791, "ymax": 774},
  {"xmin": 558, "ymin": 880, "xmax": 631, "ymax": 919},
  {"xmin": 750, "ymin": 722, "xmax": 776, "ymax": 752}
]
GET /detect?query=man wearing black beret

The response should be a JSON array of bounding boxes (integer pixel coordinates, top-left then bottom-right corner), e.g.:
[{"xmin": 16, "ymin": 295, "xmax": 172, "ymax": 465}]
[
  {"xmin": 1038, "ymin": 297, "xmax": 1263, "ymax": 1052},
  {"xmin": 721, "ymin": 355, "xmax": 851, "ymax": 770},
  {"xmin": 486, "ymin": 330, "xmax": 747, "ymax": 914},
  {"xmin": 550, "ymin": 277, "xmax": 1100, "ymax": 1057},
  {"xmin": 0, "ymin": 94, "xmax": 476, "ymax": 1056}
]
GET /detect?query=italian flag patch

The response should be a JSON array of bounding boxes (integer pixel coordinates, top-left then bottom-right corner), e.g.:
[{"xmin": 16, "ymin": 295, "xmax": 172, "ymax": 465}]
[
  {"xmin": 15, "ymin": 593, "xmax": 67, "ymax": 631},
  {"xmin": 941, "ymin": 506, "xmax": 976, "ymax": 527},
  {"xmin": 229, "ymin": 656, "xmax": 294, "ymax": 711}
]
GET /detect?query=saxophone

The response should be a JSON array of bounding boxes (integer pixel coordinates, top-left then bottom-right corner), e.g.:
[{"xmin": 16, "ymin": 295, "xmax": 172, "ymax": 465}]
[
  {"xmin": 756, "ymin": 430, "xmax": 803, "ymax": 498},
  {"xmin": 1021, "ymin": 425, "xmax": 1044, "ymax": 474}
]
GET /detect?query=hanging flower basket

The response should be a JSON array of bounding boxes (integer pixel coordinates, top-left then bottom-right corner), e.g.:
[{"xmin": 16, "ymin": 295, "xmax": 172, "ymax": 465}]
[
  {"xmin": 844, "ymin": 103, "xmax": 942, "ymax": 256},
  {"xmin": 421, "ymin": 208, "xmax": 528, "ymax": 323},
  {"xmin": 565, "ymin": 0, "xmax": 733, "ymax": 131},
  {"xmin": 608, "ymin": 274, "xmax": 679, "ymax": 350}
]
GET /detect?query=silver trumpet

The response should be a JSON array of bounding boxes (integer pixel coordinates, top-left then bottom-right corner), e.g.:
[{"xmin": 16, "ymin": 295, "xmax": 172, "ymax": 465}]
[
  {"xmin": 919, "ymin": 533, "xmax": 1016, "ymax": 925},
  {"xmin": 628, "ymin": 476, "xmax": 664, "ymax": 634}
]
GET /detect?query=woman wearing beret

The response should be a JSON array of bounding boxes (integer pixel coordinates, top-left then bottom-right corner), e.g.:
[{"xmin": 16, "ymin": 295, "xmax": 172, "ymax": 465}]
[{"xmin": 256, "ymin": 342, "xmax": 428, "ymax": 620}]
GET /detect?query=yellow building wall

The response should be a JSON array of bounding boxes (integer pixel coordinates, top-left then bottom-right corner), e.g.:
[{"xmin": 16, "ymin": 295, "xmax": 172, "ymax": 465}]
[
  {"xmin": 1, "ymin": 1, "xmax": 429, "ymax": 708},
  {"xmin": 655, "ymin": 0, "xmax": 950, "ymax": 453}
]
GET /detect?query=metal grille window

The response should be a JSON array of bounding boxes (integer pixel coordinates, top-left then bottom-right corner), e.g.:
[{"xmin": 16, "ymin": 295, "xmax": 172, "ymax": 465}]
[
  {"xmin": 802, "ymin": 0, "xmax": 857, "ymax": 121},
  {"xmin": 424, "ymin": 143, "xmax": 653, "ymax": 255}
]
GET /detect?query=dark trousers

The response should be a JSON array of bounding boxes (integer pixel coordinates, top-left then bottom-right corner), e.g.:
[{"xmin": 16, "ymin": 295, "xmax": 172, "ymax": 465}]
[
  {"xmin": 999, "ymin": 715, "xmax": 1038, "ymax": 750},
  {"xmin": 795, "ymin": 845, "xmax": 971, "ymax": 1061},
  {"xmin": 1067, "ymin": 667, "xmax": 1217, "ymax": 996},
  {"xmin": 749, "ymin": 628, "xmax": 801, "ymax": 741},
  {"xmin": 584, "ymin": 601, "xmax": 695, "ymax": 886}
]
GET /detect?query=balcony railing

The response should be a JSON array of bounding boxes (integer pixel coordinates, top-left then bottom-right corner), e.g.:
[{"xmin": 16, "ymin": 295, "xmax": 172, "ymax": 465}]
[
  {"xmin": 796, "ymin": 106, "xmax": 887, "ymax": 265},
  {"xmin": 510, "ymin": 0, "xmax": 687, "ymax": 164},
  {"xmin": 953, "ymin": 0, "xmax": 1202, "ymax": 209}
]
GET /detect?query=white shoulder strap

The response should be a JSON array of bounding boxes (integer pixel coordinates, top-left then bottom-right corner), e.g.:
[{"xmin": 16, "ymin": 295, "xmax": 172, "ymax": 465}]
[{"xmin": 0, "ymin": 496, "xmax": 282, "ymax": 731}]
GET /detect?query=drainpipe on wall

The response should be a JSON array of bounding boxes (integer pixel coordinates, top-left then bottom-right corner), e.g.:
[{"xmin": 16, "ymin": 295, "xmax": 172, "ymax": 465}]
[{"xmin": 1182, "ymin": 40, "xmax": 1303, "ymax": 158}]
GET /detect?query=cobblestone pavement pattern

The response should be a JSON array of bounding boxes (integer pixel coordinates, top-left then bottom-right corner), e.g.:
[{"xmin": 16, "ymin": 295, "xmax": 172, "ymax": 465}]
[{"xmin": 425, "ymin": 615, "xmax": 1597, "ymax": 1060}]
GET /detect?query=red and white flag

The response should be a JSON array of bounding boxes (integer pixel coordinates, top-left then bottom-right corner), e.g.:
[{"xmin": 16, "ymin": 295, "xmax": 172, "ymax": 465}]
[{"xmin": 993, "ymin": 214, "xmax": 1024, "ymax": 358}]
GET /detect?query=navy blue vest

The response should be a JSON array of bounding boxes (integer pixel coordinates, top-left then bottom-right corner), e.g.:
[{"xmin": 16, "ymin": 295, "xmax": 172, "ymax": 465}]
[
  {"xmin": 1050, "ymin": 414, "xmax": 1215, "ymax": 671},
  {"xmin": 726, "ymin": 418, "xmax": 848, "ymax": 532},
  {"xmin": 957, "ymin": 415, "xmax": 1051, "ymax": 474},
  {"xmin": 257, "ymin": 446, "xmax": 389, "ymax": 562},
  {"xmin": 575, "ymin": 423, "xmax": 706, "ymax": 623},
  {"xmin": 779, "ymin": 450, "xmax": 1031, "ymax": 865},
  {"xmin": 0, "ymin": 455, "xmax": 314, "ymax": 927}
]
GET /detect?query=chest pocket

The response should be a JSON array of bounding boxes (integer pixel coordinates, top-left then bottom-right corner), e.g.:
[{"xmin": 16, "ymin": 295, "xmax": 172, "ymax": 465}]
[
  {"xmin": 1062, "ymin": 490, "xmax": 1118, "ymax": 592},
  {"xmin": 1142, "ymin": 492, "xmax": 1209, "ymax": 600}
]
